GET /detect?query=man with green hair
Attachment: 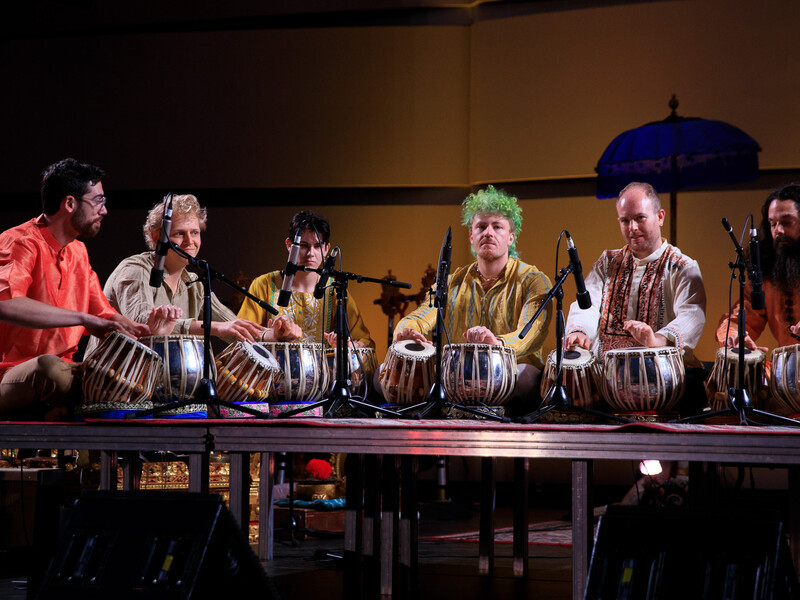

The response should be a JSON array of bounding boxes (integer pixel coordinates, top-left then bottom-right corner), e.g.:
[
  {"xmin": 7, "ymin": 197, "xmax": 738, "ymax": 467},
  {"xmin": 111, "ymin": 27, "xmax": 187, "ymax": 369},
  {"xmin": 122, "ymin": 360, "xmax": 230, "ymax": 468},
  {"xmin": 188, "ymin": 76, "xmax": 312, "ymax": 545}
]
[{"xmin": 393, "ymin": 185, "xmax": 552, "ymax": 404}]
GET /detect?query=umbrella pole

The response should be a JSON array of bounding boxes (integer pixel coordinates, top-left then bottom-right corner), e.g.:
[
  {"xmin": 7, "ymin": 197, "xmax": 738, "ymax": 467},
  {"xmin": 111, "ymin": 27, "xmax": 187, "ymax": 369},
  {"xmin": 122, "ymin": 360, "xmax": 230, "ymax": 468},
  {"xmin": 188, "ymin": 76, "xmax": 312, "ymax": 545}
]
[{"xmin": 670, "ymin": 190, "xmax": 677, "ymax": 246}]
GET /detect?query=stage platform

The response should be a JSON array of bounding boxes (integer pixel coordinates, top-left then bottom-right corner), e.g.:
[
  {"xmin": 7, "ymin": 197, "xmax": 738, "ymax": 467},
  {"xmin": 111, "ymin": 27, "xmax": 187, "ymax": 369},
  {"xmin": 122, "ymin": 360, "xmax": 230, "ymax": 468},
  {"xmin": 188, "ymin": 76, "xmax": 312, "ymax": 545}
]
[{"xmin": 2, "ymin": 418, "xmax": 800, "ymax": 599}]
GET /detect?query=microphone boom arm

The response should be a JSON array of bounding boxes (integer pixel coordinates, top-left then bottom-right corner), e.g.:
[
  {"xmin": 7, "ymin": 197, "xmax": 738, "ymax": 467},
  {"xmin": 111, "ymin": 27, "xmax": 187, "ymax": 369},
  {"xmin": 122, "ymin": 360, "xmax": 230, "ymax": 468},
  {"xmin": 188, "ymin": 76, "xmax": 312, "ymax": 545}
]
[{"xmin": 166, "ymin": 240, "xmax": 278, "ymax": 315}]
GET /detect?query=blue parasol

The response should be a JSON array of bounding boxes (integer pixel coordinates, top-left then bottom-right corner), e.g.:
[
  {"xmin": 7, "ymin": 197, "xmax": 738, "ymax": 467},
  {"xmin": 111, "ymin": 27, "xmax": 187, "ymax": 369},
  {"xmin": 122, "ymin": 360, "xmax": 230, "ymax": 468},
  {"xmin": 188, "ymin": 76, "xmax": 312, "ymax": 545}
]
[{"xmin": 595, "ymin": 95, "xmax": 761, "ymax": 245}]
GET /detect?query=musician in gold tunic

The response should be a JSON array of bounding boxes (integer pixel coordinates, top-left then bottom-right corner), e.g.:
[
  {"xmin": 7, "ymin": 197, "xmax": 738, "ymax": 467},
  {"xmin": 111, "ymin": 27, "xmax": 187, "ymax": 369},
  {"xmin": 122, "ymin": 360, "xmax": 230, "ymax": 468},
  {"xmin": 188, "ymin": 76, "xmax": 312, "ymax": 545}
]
[
  {"xmin": 237, "ymin": 211, "xmax": 374, "ymax": 348},
  {"xmin": 393, "ymin": 186, "xmax": 552, "ymax": 405}
]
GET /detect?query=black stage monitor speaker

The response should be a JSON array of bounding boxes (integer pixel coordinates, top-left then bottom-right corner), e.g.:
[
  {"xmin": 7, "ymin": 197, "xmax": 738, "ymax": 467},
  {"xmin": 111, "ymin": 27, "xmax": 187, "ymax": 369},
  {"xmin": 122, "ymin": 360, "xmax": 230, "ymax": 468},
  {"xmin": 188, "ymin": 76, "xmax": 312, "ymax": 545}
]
[
  {"xmin": 36, "ymin": 490, "xmax": 275, "ymax": 600},
  {"xmin": 585, "ymin": 505, "xmax": 799, "ymax": 600}
]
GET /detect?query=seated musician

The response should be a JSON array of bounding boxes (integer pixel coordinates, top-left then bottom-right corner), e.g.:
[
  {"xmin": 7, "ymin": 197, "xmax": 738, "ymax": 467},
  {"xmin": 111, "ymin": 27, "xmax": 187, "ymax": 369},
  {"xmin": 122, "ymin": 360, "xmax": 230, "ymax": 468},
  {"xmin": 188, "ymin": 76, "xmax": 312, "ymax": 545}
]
[
  {"xmin": 715, "ymin": 183, "xmax": 800, "ymax": 352},
  {"xmin": 564, "ymin": 181, "xmax": 707, "ymax": 416},
  {"xmin": 393, "ymin": 186, "xmax": 552, "ymax": 407},
  {"xmin": 0, "ymin": 158, "xmax": 152, "ymax": 419},
  {"xmin": 90, "ymin": 194, "xmax": 296, "ymax": 355},
  {"xmin": 237, "ymin": 210, "xmax": 374, "ymax": 349}
]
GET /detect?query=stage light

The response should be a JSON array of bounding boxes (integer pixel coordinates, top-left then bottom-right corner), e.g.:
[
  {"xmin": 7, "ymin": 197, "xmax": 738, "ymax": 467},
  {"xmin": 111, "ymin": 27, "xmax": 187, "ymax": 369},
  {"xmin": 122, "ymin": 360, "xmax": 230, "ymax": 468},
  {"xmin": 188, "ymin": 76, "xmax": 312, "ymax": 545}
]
[{"xmin": 639, "ymin": 460, "xmax": 662, "ymax": 476}]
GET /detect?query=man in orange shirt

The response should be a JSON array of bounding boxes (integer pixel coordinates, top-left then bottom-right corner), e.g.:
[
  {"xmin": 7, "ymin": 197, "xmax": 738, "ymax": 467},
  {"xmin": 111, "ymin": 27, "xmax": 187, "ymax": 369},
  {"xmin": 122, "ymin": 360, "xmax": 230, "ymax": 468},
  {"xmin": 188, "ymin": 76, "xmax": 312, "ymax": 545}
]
[
  {"xmin": 0, "ymin": 158, "xmax": 156, "ymax": 419},
  {"xmin": 717, "ymin": 183, "xmax": 800, "ymax": 350}
]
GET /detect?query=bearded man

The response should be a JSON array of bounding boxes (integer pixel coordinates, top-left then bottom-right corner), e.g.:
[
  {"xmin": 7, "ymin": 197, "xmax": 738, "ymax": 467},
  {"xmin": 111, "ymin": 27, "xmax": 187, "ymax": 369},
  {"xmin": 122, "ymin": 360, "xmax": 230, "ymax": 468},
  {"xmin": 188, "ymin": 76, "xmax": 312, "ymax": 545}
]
[
  {"xmin": 0, "ymin": 158, "xmax": 153, "ymax": 418},
  {"xmin": 716, "ymin": 183, "xmax": 800, "ymax": 349}
]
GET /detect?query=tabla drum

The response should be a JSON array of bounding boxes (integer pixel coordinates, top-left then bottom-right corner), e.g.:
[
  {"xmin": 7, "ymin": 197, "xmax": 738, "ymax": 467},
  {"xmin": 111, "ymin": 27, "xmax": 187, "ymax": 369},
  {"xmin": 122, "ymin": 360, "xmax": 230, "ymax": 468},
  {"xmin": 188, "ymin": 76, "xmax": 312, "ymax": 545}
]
[
  {"xmin": 770, "ymin": 344, "xmax": 800, "ymax": 413},
  {"xmin": 140, "ymin": 335, "xmax": 214, "ymax": 418},
  {"xmin": 260, "ymin": 342, "xmax": 328, "ymax": 403},
  {"xmin": 78, "ymin": 332, "xmax": 163, "ymax": 418},
  {"xmin": 442, "ymin": 343, "xmax": 517, "ymax": 406},
  {"xmin": 539, "ymin": 347, "xmax": 601, "ymax": 408},
  {"xmin": 705, "ymin": 347, "xmax": 766, "ymax": 411},
  {"xmin": 215, "ymin": 341, "xmax": 282, "ymax": 417},
  {"xmin": 602, "ymin": 346, "xmax": 685, "ymax": 413},
  {"xmin": 325, "ymin": 347, "xmax": 378, "ymax": 399},
  {"xmin": 379, "ymin": 340, "xmax": 436, "ymax": 405}
]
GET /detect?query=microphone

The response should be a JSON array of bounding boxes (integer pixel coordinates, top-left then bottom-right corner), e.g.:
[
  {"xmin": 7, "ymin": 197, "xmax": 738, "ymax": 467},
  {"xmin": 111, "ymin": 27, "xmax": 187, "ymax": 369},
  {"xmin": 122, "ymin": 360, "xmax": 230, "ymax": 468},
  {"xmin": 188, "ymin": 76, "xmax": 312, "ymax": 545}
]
[
  {"xmin": 149, "ymin": 193, "xmax": 173, "ymax": 288},
  {"xmin": 278, "ymin": 229, "xmax": 302, "ymax": 307},
  {"xmin": 566, "ymin": 232, "xmax": 591, "ymax": 310},
  {"xmin": 314, "ymin": 247, "xmax": 339, "ymax": 300},
  {"xmin": 434, "ymin": 227, "xmax": 452, "ymax": 306},
  {"xmin": 749, "ymin": 223, "xmax": 765, "ymax": 310}
]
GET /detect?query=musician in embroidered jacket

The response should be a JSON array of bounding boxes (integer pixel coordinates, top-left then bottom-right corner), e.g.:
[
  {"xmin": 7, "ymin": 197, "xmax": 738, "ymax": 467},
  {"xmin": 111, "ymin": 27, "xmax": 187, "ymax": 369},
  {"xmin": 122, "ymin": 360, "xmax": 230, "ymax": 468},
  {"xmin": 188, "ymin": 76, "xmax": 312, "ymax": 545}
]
[{"xmin": 565, "ymin": 182, "xmax": 706, "ymax": 370}]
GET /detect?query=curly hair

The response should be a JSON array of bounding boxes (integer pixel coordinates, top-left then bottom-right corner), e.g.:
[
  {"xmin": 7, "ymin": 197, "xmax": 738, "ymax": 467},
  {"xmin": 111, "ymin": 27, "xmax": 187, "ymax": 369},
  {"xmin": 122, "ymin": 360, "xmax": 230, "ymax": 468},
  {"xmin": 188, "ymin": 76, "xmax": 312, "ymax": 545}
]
[
  {"xmin": 143, "ymin": 194, "xmax": 208, "ymax": 250},
  {"xmin": 461, "ymin": 185, "xmax": 522, "ymax": 258}
]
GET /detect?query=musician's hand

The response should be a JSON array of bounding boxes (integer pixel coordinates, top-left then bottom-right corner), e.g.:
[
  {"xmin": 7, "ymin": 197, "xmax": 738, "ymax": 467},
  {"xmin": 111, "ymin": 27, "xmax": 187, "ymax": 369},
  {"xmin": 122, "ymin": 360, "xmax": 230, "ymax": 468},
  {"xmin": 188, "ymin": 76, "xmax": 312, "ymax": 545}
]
[
  {"xmin": 324, "ymin": 332, "xmax": 365, "ymax": 348},
  {"xmin": 105, "ymin": 313, "xmax": 150, "ymax": 339},
  {"xmin": 565, "ymin": 331, "xmax": 591, "ymax": 350},
  {"xmin": 211, "ymin": 318, "xmax": 265, "ymax": 342},
  {"xmin": 146, "ymin": 304, "xmax": 183, "ymax": 336},
  {"xmin": 623, "ymin": 320, "xmax": 667, "ymax": 348},
  {"xmin": 83, "ymin": 314, "xmax": 141, "ymax": 339},
  {"xmin": 725, "ymin": 332, "xmax": 768, "ymax": 353},
  {"xmin": 395, "ymin": 328, "xmax": 429, "ymax": 345},
  {"xmin": 264, "ymin": 316, "xmax": 303, "ymax": 342},
  {"xmin": 463, "ymin": 326, "xmax": 501, "ymax": 346}
]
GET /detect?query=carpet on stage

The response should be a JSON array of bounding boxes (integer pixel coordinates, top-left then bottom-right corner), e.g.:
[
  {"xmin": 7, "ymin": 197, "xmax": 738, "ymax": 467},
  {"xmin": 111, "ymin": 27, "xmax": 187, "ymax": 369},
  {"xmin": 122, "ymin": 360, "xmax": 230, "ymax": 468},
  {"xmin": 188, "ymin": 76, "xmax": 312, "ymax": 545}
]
[{"xmin": 419, "ymin": 520, "xmax": 589, "ymax": 546}]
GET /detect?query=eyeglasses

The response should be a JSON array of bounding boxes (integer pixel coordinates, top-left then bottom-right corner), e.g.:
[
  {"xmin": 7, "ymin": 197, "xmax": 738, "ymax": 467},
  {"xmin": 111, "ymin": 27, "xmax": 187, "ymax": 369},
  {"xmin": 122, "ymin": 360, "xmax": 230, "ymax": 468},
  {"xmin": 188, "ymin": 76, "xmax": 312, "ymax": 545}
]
[{"xmin": 79, "ymin": 195, "xmax": 107, "ymax": 208}]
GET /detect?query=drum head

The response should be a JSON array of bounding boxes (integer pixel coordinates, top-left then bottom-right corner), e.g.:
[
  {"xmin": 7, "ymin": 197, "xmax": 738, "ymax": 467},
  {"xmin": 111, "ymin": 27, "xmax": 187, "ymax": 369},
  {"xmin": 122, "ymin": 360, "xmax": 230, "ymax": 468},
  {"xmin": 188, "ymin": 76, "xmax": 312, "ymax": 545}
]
[
  {"xmin": 549, "ymin": 347, "xmax": 593, "ymax": 368},
  {"xmin": 394, "ymin": 339, "xmax": 435, "ymax": 359},
  {"xmin": 720, "ymin": 347, "xmax": 765, "ymax": 364},
  {"xmin": 244, "ymin": 342, "xmax": 281, "ymax": 372}
]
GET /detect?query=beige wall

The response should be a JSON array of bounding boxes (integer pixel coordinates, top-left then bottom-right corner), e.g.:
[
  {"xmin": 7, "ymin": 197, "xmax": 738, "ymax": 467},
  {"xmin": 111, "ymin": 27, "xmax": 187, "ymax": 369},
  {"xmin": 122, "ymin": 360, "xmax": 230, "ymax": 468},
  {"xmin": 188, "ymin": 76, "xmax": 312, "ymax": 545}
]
[{"xmin": 471, "ymin": 0, "xmax": 800, "ymax": 180}]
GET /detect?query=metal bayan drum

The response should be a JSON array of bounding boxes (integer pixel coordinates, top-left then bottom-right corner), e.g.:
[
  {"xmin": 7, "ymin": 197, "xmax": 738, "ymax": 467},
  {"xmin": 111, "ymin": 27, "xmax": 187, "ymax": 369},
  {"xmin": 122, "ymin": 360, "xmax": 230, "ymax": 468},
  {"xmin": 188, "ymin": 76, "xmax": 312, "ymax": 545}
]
[
  {"xmin": 602, "ymin": 346, "xmax": 685, "ymax": 413},
  {"xmin": 442, "ymin": 343, "xmax": 517, "ymax": 406},
  {"xmin": 140, "ymin": 335, "xmax": 214, "ymax": 418},
  {"xmin": 215, "ymin": 341, "xmax": 282, "ymax": 415},
  {"xmin": 78, "ymin": 332, "xmax": 163, "ymax": 418},
  {"xmin": 379, "ymin": 339, "xmax": 436, "ymax": 405},
  {"xmin": 540, "ymin": 347, "xmax": 601, "ymax": 408},
  {"xmin": 259, "ymin": 342, "xmax": 328, "ymax": 403},
  {"xmin": 705, "ymin": 347, "xmax": 766, "ymax": 411},
  {"xmin": 325, "ymin": 347, "xmax": 377, "ymax": 399},
  {"xmin": 770, "ymin": 344, "xmax": 800, "ymax": 413}
]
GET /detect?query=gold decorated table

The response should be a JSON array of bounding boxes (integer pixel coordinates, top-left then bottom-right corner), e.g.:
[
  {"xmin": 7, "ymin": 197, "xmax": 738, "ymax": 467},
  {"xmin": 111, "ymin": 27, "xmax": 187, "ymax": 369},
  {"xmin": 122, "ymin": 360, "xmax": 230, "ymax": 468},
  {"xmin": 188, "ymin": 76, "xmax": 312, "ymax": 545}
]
[{"xmin": 3, "ymin": 418, "xmax": 800, "ymax": 599}]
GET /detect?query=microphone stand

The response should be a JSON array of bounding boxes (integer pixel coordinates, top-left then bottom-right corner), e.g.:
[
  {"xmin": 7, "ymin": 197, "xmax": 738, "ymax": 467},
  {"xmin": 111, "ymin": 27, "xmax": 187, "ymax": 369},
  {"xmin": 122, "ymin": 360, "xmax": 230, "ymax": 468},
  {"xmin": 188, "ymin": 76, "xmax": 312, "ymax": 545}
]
[
  {"xmin": 399, "ymin": 229, "xmax": 509, "ymax": 422},
  {"xmin": 129, "ymin": 243, "xmax": 280, "ymax": 420},
  {"xmin": 277, "ymin": 265, "xmax": 411, "ymax": 419},
  {"xmin": 517, "ymin": 264, "xmax": 629, "ymax": 424},
  {"xmin": 680, "ymin": 220, "xmax": 800, "ymax": 427}
]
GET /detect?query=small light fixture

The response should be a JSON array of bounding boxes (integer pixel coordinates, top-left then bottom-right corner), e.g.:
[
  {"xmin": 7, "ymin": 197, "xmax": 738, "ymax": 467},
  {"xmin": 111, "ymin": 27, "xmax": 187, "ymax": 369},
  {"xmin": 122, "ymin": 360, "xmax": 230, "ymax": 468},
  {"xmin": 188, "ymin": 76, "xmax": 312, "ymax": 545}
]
[{"xmin": 639, "ymin": 460, "xmax": 662, "ymax": 476}]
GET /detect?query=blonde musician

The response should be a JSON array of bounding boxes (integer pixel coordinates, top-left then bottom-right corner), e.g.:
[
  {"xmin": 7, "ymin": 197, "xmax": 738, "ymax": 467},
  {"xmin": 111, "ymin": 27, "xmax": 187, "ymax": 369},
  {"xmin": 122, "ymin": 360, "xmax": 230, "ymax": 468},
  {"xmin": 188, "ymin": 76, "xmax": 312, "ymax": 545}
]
[{"xmin": 91, "ymin": 194, "xmax": 302, "ymax": 356}]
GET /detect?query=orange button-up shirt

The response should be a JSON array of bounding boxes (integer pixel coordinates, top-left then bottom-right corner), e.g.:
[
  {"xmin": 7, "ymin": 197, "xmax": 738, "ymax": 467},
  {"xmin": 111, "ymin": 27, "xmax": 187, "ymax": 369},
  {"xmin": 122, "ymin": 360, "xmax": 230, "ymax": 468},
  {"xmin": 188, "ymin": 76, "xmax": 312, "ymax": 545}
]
[{"xmin": 0, "ymin": 215, "xmax": 117, "ymax": 375}]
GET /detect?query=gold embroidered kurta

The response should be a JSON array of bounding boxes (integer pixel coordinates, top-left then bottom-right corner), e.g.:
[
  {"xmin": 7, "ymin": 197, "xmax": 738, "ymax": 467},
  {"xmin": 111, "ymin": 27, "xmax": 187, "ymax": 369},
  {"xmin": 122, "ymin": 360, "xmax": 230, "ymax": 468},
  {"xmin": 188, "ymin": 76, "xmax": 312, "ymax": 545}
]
[
  {"xmin": 394, "ymin": 258, "xmax": 552, "ymax": 368},
  {"xmin": 237, "ymin": 271, "xmax": 374, "ymax": 348}
]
